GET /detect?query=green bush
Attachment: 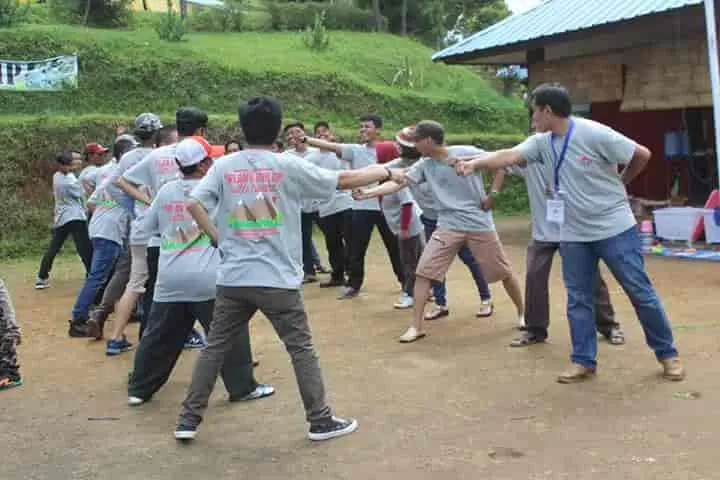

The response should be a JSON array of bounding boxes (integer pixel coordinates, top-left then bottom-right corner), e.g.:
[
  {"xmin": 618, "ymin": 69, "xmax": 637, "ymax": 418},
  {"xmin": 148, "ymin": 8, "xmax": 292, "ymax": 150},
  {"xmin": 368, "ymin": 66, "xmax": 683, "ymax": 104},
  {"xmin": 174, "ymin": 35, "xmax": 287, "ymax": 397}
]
[
  {"xmin": 0, "ymin": 0, "xmax": 29, "ymax": 27},
  {"xmin": 267, "ymin": 1, "xmax": 383, "ymax": 32},
  {"xmin": 302, "ymin": 10, "xmax": 329, "ymax": 51},
  {"xmin": 49, "ymin": 0, "xmax": 133, "ymax": 27},
  {"xmin": 0, "ymin": 115, "xmax": 526, "ymax": 259},
  {"xmin": 189, "ymin": 1, "xmax": 244, "ymax": 32},
  {"xmin": 155, "ymin": 0, "xmax": 186, "ymax": 41}
]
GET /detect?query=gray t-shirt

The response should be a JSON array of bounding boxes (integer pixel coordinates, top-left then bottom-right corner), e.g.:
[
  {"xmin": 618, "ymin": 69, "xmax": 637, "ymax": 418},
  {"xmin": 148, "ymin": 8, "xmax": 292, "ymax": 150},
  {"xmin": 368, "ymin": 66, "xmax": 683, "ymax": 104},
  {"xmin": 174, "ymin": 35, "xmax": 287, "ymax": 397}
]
[
  {"xmin": 141, "ymin": 178, "xmax": 219, "ymax": 302},
  {"xmin": 381, "ymin": 187, "xmax": 423, "ymax": 238},
  {"xmin": 106, "ymin": 148, "xmax": 153, "ymax": 215},
  {"xmin": 52, "ymin": 172, "xmax": 87, "ymax": 227},
  {"xmin": 190, "ymin": 149, "xmax": 339, "ymax": 289},
  {"xmin": 517, "ymin": 117, "xmax": 637, "ymax": 242},
  {"xmin": 341, "ymin": 143, "xmax": 381, "ymax": 211},
  {"xmin": 288, "ymin": 147, "xmax": 321, "ymax": 213},
  {"xmin": 305, "ymin": 150, "xmax": 354, "ymax": 217},
  {"xmin": 407, "ymin": 146, "xmax": 495, "ymax": 232},
  {"xmin": 388, "ymin": 157, "xmax": 438, "ymax": 221},
  {"xmin": 88, "ymin": 173, "xmax": 130, "ymax": 246},
  {"xmin": 507, "ymin": 164, "xmax": 561, "ymax": 243},
  {"xmin": 83, "ymin": 160, "xmax": 116, "ymax": 194},
  {"xmin": 79, "ymin": 165, "xmax": 98, "ymax": 186},
  {"xmin": 123, "ymin": 144, "xmax": 179, "ymax": 247}
]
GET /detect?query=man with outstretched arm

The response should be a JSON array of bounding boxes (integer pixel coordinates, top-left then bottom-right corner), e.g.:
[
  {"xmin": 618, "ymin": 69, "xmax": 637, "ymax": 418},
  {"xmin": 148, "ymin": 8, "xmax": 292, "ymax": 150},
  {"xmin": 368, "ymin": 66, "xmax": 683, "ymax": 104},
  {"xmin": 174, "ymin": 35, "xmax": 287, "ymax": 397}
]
[{"xmin": 454, "ymin": 82, "xmax": 684, "ymax": 384}]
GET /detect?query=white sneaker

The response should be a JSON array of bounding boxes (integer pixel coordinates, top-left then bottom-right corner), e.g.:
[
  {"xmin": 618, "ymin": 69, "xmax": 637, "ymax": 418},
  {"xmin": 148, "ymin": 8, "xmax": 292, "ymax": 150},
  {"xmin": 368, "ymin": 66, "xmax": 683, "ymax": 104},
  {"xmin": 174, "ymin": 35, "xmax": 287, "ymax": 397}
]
[
  {"xmin": 393, "ymin": 294, "xmax": 414, "ymax": 309},
  {"xmin": 127, "ymin": 396, "xmax": 145, "ymax": 406},
  {"xmin": 35, "ymin": 278, "xmax": 49, "ymax": 290}
]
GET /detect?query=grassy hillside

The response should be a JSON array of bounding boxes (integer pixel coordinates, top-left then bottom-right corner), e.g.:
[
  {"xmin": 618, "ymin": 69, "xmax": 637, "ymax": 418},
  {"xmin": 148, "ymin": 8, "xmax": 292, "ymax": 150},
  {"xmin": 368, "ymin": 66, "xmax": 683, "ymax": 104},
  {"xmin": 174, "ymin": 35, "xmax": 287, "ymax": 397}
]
[
  {"xmin": 0, "ymin": 24, "xmax": 525, "ymax": 132},
  {"xmin": 0, "ymin": 23, "xmax": 529, "ymax": 258}
]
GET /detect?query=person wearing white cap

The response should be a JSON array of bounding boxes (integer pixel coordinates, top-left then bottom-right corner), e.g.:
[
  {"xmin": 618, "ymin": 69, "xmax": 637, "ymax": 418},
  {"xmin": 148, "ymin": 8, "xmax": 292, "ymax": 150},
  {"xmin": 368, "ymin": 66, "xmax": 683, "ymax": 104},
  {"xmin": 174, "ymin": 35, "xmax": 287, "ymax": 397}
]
[{"xmin": 127, "ymin": 136, "xmax": 273, "ymax": 406}]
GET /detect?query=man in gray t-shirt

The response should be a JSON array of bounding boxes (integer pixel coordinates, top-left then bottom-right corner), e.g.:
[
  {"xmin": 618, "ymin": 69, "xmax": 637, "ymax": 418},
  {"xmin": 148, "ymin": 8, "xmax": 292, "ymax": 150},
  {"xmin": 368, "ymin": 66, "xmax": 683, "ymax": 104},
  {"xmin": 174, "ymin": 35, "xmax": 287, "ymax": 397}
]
[
  {"xmin": 305, "ymin": 115, "xmax": 404, "ymax": 299},
  {"xmin": 457, "ymin": 82, "xmax": 684, "ymax": 383},
  {"xmin": 175, "ymin": 96, "xmax": 407, "ymax": 443},
  {"xmin": 36, "ymin": 151, "xmax": 93, "ymax": 290}
]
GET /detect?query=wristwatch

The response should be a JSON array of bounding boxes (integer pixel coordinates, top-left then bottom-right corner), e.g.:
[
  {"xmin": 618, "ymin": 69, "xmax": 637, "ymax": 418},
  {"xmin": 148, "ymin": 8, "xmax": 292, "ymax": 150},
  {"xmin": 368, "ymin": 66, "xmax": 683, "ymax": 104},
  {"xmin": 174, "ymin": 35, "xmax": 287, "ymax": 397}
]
[{"xmin": 301, "ymin": 136, "xmax": 308, "ymax": 144}]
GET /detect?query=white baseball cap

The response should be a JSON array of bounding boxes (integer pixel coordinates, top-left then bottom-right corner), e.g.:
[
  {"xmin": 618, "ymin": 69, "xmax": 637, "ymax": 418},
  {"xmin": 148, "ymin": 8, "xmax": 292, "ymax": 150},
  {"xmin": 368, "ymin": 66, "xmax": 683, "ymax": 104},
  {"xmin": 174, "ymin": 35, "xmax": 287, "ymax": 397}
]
[{"xmin": 176, "ymin": 136, "xmax": 212, "ymax": 167}]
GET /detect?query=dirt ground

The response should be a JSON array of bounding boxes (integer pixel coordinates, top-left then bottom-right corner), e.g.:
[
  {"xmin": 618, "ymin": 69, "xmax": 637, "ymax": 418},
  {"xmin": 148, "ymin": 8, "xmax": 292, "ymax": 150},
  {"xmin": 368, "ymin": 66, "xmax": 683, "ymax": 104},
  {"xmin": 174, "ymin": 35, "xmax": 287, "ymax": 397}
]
[{"xmin": 2, "ymin": 216, "xmax": 720, "ymax": 480}]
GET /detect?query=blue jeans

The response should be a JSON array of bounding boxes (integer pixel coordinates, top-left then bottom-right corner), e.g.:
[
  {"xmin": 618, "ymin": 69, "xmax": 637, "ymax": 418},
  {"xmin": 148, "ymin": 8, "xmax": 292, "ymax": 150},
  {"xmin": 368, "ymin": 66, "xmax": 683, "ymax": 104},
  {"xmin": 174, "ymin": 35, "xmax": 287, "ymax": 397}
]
[
  {"xmin": 560, "ymin": 226, "xmax": 678, "ymax": 369},
  {"xmin": 72, "ymin": 238, "xmax": 122, "ymax": 321},
  {"xmin": 420, "ymin": 215, "xmax": 492, "ymax": 306}
]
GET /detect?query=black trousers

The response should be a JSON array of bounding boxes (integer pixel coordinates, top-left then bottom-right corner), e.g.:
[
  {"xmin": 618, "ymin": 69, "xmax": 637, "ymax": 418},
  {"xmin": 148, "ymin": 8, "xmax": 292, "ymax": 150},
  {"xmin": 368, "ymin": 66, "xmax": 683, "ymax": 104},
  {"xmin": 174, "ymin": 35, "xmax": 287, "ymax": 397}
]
[
  {"xmin": 301, "ymin": 212, "xmax": 319, "ymax": 275},
  {"xmin": 128, "ymin": 299, "xmax": 257, "ymax": 401},
  {"xmin": 317, "ymin": 209, "xmax": 352, "ymax": 282},
  {"xmin": 37, "ymin": 220, "xmax": 92, "ymax": 280},
  {"xmin": 347, "ymin": 210, "xmax": 404, "ymax": 290},
  {"xmin": 139, "ymin": 246, "xmax": 160, "ymax": 339}
]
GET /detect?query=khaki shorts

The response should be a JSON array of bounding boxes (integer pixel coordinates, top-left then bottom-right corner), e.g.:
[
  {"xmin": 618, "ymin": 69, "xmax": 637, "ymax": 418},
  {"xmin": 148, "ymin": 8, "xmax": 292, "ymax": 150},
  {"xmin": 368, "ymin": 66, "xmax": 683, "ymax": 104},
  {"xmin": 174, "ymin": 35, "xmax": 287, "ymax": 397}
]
[
  {"xmin": 125, "ymin": 244, "xmax": 149, "ymax": 294},
  {"xmin": 416, "ymin": 228, "xmax": 513, "ymax": 283}
]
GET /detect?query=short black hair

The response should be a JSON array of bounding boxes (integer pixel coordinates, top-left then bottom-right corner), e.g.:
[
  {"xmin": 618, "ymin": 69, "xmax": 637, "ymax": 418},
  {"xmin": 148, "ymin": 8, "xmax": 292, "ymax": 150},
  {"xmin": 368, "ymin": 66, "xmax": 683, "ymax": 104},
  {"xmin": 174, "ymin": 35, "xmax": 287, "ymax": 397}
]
[
  {"xmin": 360, "ymin": 114, "xmax": 382, "ymax": 128},
  {"xmin": 399, "ymin": 144, "xmax": 422, "ymax": 160},
  {"xmin": 414, "ymin": 120, "xmax": 444, "ymax": 145},
  {"xmin": 224, "ymin": 138, "xmax": 243, "ymax": 152},
  {"xmin": 313, "ymin": 121, "xmax": 330, "ymax": 133},
  {"xmin": 114, "ymin": 138, "xmax": 136, "ymax": 160},
  {"xmin": 156, "ymin": 124, "xmax": 177, "ymax": 146},
  {"xmin": 283, "ymin": 122, "xmax": 305, "ymax": 133},
  {"xmin": 530, "ymin": 83, "xmax": 572, "ymax": 118},
  {"xmin": 239, "ymin": 96, "xmax": 283, "ymax": 145},
  {"xmin": 55, "ymin": 150, "xmax": 74, "ymax": 166},
  {"xmin": 176, "ymin": 159, "xmax": 199, "ymax": 176},
  {"xmin": 176, "ymin": 107, "xmax": 209, "ymax": 137}
]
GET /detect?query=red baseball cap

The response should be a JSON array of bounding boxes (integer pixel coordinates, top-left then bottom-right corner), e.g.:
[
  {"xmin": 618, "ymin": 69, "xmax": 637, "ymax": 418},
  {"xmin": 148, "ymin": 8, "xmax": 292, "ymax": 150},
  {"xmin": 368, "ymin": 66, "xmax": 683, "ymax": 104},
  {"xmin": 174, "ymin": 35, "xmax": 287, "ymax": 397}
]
[
  {"xmin": 86, "ymin": 143, "xmax": 109, "ymax": 154},
  {"xmin": 375, "ymin": 141, "xmax": 400, "ymax": 164}
]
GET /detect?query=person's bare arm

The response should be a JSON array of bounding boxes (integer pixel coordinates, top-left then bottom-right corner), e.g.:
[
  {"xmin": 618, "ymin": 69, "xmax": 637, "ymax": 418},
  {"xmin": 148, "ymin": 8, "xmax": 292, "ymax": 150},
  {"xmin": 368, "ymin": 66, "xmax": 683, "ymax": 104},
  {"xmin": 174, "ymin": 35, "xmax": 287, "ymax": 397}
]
[
  {"xmin": 117, "ymin": 176, "xmax": 152, "ymax": 205},
  {"xmin": 305, "ymin": 137, "xmax": 344, "ymax": 155},
  {"xmin": 187, "ymin": 199, "xmax": 219, "ymax": 248},
  {"xmin": 456, "ymin": 148, "xmax": 526, "ymax": 176},
  {"xmin": 337, "ymin": 164, "xmax": 402, "ymax": 190},
  {"xmin": 352, "ymin": 180, "xmax": 406, "ymax": 200},
  {"xmin": 620, "ymin": 144, "xmax": 651, "ymax": 185}
]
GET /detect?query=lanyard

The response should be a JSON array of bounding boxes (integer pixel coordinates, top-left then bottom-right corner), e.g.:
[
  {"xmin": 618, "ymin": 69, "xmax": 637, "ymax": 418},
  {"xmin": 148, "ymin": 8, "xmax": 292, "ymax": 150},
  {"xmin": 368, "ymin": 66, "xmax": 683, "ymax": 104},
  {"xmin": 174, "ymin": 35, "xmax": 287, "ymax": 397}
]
[{"xmin": 550, "ymin": 119, "xmax": 574, "ymax": 193}]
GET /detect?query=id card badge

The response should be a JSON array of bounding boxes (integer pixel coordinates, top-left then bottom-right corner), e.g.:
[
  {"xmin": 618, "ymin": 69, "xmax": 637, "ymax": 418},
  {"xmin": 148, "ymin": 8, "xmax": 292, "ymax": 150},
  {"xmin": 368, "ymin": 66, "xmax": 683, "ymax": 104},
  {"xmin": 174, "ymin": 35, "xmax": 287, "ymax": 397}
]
[{"xmin": 546, "ymin": 198, "xmax": 565, "ymax": 225}]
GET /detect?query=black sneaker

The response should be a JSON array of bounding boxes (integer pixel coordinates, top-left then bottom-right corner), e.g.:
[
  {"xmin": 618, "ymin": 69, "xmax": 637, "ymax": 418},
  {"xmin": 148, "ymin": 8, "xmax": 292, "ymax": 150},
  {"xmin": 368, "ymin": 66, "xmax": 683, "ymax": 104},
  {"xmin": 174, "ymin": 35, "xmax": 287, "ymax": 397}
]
[
  {"xmin": 308, "ymin": 417, "xmax": 358, "ymax": 441},
  {"xmin": 68, "ymin": 320, "xmax": 89, "ymax": 338},
  {"xmin": 174, "ymin": 424, "xmax": 197, "ymax": 441},
  {"xmin": 319, "ymin": 278, "xmax": 344, "ymax": 288}
]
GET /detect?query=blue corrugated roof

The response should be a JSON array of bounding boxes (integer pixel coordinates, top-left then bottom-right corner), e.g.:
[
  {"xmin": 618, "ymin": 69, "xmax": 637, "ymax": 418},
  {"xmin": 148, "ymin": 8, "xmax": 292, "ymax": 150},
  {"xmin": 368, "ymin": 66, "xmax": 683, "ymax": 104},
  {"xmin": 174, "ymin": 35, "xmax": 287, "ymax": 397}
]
[{"xmin": 433, "ymin": 0, "xmax": 703, "ymax": 62}]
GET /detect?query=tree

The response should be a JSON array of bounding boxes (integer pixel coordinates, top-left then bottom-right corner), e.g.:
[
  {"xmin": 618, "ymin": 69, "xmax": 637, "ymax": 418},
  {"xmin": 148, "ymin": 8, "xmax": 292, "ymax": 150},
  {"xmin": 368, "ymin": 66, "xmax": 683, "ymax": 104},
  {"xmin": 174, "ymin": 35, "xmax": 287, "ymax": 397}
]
[{"xmin": 372, "ymin": 0, "xmax": 382, "ymax": 31}]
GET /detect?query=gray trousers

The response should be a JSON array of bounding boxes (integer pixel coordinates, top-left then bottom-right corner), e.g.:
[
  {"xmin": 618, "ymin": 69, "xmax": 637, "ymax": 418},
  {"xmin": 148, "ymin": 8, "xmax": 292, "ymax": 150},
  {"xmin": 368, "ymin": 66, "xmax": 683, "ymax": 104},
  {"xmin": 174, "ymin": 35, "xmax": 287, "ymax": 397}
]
[
  {"xmin": 178, "ymin": 286, "xmax": 332, "ymax": 428},
  {"xmin": 129, "ymin": 299, "xmax": 256, "ymax": 401},
  {"xmin": 525, "ymin": 240, "xmax": 619, "ymax": 339},
  {"xmin": 399, "ymin": 234, "xmax": 424, "ymax": 297},
  {"xmin": 94, "ymin": 248, "xmax": 131, "ymax": 319}
]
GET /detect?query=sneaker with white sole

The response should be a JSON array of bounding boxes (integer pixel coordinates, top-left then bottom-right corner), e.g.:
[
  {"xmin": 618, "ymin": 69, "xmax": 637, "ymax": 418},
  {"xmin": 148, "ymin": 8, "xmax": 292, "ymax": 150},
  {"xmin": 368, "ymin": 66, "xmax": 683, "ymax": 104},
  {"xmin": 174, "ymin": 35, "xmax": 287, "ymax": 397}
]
[
  {"xmin": 127, "ymin": 396, "xmax": 146, "ymax": 406},
  {"xmin": 35, "ymin": 278, "xmax": 50, "ymax": 290},
  {"xmin": 229, "ymin": 383, "xmax": 275, "ymax": 402},
  {"xmin": 393, "ymin": 293, "xmax": 414, "ymax": 309},
  {"xmin": 337, "ymin": 286, "xmax": 359, "ymax": 300},
  {"xmin": 308, "ymin": 417, "xmax": 358, "ymax": 441},
  {"xmin": 174, "ymin": 424, "xmax": 197, "ymax": 441}
]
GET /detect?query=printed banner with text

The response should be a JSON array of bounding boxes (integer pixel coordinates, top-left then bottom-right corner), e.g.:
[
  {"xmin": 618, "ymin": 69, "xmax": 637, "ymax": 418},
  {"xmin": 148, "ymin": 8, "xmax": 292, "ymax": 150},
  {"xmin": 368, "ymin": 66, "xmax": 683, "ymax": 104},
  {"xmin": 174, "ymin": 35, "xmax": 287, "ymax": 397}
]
[{"xmin": 0, "ymin": 55, "xmax": 78, "ymax": 91}]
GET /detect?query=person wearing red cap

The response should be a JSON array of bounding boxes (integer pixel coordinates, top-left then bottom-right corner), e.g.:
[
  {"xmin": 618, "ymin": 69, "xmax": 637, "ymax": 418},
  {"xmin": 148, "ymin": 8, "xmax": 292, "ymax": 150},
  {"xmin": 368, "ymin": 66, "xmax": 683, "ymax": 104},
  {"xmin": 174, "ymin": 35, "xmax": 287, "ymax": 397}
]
[
  {"xmin": 127, "ymin": 136, "xmax": 273, "ymax": 406},
  {"xmin": 36, "ymin": 151, "xmax": 93, "ymax": 290},
  {"xmin": 80, "ymin": 143, "xmax": 110, "ymax": 197}
]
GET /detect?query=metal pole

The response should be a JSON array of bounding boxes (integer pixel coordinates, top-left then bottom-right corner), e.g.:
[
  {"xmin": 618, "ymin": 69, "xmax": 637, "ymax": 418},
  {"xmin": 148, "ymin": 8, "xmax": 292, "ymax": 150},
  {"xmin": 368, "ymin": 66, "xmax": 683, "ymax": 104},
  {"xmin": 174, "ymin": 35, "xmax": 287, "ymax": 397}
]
[{"xmin": 704, "ymin": 0, "xmax": 720, "ymax": 186}]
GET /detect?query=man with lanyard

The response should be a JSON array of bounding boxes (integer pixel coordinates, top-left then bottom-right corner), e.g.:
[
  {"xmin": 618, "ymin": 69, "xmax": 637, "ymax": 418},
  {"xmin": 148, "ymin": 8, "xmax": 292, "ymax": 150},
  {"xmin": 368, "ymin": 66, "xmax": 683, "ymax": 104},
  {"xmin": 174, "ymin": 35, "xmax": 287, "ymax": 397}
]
[{"xmin": 455, "ymin": 83, "xmax": 685, "ymax": 384}]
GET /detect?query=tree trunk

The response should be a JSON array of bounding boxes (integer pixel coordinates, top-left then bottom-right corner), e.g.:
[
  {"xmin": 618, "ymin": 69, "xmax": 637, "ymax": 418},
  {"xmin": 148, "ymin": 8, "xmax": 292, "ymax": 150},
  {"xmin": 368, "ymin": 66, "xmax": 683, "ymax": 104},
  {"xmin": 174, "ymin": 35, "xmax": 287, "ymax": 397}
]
[
  {"xmin": 400, "ymin": 0, "xmax": 407, "ymax": 36},
  {"xmin": 82, "ymin": 0, "xmax": 91, "ymax": 24},
  {"xmin": 179, "ymin": 0, "xmax": 188, "ymax": 20},
  {"xmin": 372, "ymin": 0, "xmax": 382, "ymax": 31},
  {"xmin": 142, "ymin": 0, "xmax": 148, "ymax": 10}
]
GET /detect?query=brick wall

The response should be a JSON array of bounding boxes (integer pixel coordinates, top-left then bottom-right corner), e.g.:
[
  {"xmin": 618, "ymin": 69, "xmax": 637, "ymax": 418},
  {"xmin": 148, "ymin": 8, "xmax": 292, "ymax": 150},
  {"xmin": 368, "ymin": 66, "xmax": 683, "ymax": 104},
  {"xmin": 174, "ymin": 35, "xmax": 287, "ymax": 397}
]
[{"xmin": 528, "ymin": 33, "xmax": 712, "ymax": 111}]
